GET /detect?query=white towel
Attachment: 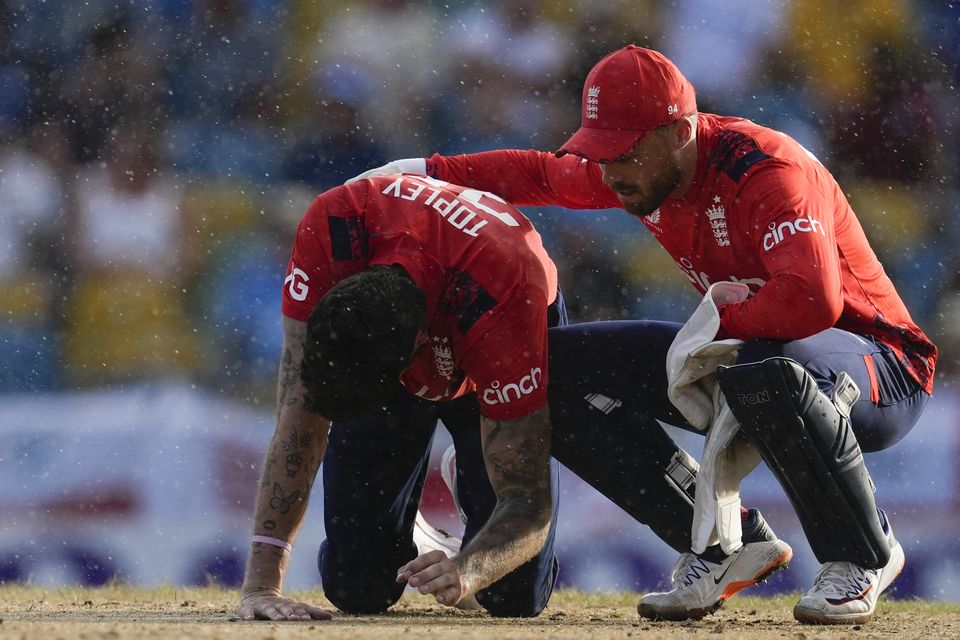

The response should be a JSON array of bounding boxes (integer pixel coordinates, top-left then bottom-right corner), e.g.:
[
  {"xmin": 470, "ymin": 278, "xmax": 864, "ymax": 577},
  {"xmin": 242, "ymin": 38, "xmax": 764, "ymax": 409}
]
[{"xmin": 666, "ymin": 282, "xmax": 761, "ymax": 554}]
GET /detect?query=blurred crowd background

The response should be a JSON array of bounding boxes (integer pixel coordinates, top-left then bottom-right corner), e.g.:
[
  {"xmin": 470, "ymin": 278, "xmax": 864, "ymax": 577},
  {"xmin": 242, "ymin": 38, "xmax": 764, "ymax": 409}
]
[{"xmin": 2, "ymin": 0, "xmax": 959, "ymax": 400}]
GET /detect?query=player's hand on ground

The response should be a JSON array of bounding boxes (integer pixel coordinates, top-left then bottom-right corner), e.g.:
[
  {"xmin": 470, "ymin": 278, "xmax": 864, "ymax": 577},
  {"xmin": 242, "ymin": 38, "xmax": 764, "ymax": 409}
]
[
  {"xmin": 396, "ymin": 550, "xmax": 467, "ymax": 607},
  {"xmin": 237, "ymin": 591, "xmax": 333, "ymax": 621}
]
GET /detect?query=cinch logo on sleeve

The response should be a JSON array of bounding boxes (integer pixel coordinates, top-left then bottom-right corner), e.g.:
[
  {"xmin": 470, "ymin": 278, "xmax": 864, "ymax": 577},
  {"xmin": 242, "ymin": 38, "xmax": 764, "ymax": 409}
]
[
  {"xmin": 762, "ymin": 216, "xmax": 825, "ymax": 251},
  {"xmin": 482, "ymin": 367, "xmax": 542, "ymax": 405}
]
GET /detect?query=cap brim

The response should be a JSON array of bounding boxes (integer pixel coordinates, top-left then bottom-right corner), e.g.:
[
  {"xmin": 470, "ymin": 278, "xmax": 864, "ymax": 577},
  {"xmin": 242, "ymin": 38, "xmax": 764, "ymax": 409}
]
[{"xmin": 556, "ymin": 126, "xmax": 647, "ymax": 163}]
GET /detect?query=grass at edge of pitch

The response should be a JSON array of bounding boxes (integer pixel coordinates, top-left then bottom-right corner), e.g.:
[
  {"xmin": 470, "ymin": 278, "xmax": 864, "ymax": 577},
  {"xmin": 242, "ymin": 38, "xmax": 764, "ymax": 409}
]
[{"xmin": 1, "ymin": 585, "xmax": 958, "ymax": 616}]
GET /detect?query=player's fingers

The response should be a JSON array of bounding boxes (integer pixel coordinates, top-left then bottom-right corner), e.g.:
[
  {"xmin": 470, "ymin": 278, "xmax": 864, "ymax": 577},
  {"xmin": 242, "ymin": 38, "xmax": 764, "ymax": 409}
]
[
  {"xmin": 289, "ymin": 605, "xmax": 312, "ymax": 620},
  {"xmin": 277, "ymin": 603, "xmax": 310, "ymax": 620},
  {"xmin": 304, "ymin": 605, "xmax": 334, "ymax": 620},
  {"xmin": 435, "ymin": 585, "xmax": 462, "ymax": 606},
  {"xmin": 416, "ymin": 571, "xmax": 456, "ymax": 595},
  {"xmin": 398, "ymin": 550, "xmax": 447, "ymax": 579},
  {"xmin": 408, "ymin": 559, "xmax": 451, "ymax": 587},
  {"xmin": 260, "ymin": 604, "xmax": 283, "ymax": 620}
]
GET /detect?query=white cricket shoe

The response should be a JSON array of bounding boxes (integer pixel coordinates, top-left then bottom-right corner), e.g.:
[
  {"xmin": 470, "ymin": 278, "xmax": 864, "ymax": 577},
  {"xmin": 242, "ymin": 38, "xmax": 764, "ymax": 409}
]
[
  {"xmin": 413, "ymin": 455, "xmax": 481, "ymax": 611},
  {"xmin": 413, "ymin": 510, "xmax": 461, "ymax": 558},
  {"xmin": 638, "ymin": 511, "xmax": 793, "ymax": 620},
  {"xmin": 793, "ymin": 516, "xmax": 904, "ymax": 625},
  {"xmin": 440, "ymin": 444, "xmax": 468, "ymax": 524},
  {"xmin": 411, "ymin": 511, "xmax": 481, "ymax": 610}
]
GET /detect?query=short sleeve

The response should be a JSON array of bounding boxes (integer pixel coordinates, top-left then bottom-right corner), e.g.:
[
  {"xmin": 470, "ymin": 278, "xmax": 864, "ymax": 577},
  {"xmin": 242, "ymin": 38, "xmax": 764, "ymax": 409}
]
[
  {"xmin": 458, "ymin": 283, "xmax": 550, "ymax": 420},
  {"xmin": 281, "ymin": 197, "xmax": 366, "ymax": 321}
]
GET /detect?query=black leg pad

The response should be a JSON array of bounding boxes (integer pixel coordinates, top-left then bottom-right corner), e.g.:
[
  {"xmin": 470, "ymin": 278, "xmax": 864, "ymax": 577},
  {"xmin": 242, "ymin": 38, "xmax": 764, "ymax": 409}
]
[{"xmin": 717, "ymin": 357, "xmax": 889, "ymax": 569}]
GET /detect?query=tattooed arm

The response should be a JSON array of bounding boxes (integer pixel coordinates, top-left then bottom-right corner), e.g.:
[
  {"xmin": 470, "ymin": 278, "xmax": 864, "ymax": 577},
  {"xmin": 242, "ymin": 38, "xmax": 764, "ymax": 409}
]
[
  {"xmin": 397, "ymin": 404, "xmax": 552, "ymax": 605},
  {"xmin": 237, "ymin": 316, "xmax": 332, "ymax": 621}
]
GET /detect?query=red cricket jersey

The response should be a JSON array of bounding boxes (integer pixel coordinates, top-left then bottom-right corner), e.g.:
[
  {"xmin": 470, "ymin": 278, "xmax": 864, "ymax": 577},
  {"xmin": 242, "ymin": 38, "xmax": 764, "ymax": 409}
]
[
  {"xmin": 282, "ymin": 175, "xmax": 558, "ymax": 420},
  {"xmin": 426, "ymin": 114, "xmax": 937, "ymax": 394}
]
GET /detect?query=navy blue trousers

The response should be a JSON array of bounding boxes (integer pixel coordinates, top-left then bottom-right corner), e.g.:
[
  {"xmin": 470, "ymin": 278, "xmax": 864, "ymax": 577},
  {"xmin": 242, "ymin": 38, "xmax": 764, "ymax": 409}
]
[
  {"xmin": 548, "ymin": 320, "xmax": 928, "ymax": 563},
  {"xmin": 548, "ymin": 321, "xmax": 928, "ymax": 453},
  {"xmin": 320, "ymin": 320, "xmax": 929, "ymax": 613},
  {"xmin": 318, "ymin": 388, "xmax": 560, "ymax": 617},
  {"xmin": 319, "ymin": 294, "xmax": 569, "ymax": 617}
]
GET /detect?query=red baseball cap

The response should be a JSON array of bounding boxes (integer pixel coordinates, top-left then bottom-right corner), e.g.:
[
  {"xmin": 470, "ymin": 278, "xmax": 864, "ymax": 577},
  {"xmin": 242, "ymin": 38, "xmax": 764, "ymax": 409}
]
[{"xmin": 557, "ymin": 45, "xmax": 697, "ymax": 163}]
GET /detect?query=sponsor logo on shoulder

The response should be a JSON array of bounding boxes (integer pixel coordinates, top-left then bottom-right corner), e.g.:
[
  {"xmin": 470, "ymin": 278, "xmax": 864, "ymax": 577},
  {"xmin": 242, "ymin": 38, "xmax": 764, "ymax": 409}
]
[
  {"xmin": 482, "ymin": 367, "xmax": 542, "ymax": 406},
  {"xmin": 284, "ymin": 267, "xmax": 310, "ymax": 301},
  {"xmin": 762, "ymin": 216, "xmax": 825, "ymax": 251}
]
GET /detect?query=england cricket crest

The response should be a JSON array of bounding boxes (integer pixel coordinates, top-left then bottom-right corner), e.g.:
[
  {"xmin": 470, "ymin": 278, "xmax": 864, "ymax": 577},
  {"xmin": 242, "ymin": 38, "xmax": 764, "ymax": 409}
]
[
  {"xmin": 586, "ymin": 85, "xmax": 600, "ymax": 120},
  {"xmin": 706, "ymin": 196, "xmax": 730, "ymax": 247},
  {"xmin": 431, "ymin": 336, "xmax": 455, "ymax": 380}
]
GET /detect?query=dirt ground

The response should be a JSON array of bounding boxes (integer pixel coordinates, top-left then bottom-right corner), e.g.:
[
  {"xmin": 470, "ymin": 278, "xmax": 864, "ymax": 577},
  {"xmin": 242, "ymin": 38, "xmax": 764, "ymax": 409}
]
[{"xmin": 2, "ymin": 586, "xmax": 959, "ymax": 640}]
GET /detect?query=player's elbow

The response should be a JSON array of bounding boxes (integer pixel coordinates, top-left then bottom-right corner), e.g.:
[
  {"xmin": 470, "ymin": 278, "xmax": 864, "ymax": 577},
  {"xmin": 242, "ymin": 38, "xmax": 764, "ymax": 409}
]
[
  {"xmin": 507, "ymin": 487, "xmax": 553, "ymax": 537},
  {"xmin": 799, "ymin": 287, "xmax": 843, "ymax": 334},
  {"xmin": 531, "ymin": 495, "xmax": 553, "ymax": 532}
]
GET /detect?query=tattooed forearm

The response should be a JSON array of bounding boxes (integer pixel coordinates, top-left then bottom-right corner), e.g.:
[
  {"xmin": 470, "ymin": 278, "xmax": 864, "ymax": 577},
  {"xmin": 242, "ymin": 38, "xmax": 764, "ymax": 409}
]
[
  {"xmin": 241, "ymin": 317, "xmax": 330, "ymax": 598},
  {"xmin": 454, "ymin": 404, "xmax": 553, "ymax": 595},
  {"xmin": 277, "ymin": 347, "xmax": 301, "ymax": 410},
  {"xmin": 260, "ymin": 456, "xmax": 278, "ymax": 489},
  {"xmin": 482, "ymin": 423, "xmax": 552, "ymax": 494},
  {"xmin": 280, "ymin": 428, "xmax": 313, "ymax": 478},
  {"xmin": 269, "ymin": 482, "xmax": 302, "ymax": 514},
  {"xmin": 276, "ymin": 319, "xmax": 306, "ymax": 414}
]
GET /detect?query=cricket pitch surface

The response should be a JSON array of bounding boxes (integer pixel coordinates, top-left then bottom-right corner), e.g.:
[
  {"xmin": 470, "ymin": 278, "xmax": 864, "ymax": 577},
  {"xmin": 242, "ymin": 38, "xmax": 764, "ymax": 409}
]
[{"xmin": 2, "ymin": 586, "xmax": 959, "ymax": 639}]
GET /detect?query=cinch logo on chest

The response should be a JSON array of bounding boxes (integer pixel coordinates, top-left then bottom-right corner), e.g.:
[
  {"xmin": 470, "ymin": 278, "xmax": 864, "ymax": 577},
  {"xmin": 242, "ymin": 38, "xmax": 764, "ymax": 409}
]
[{"xmin": 677, "ymin": 256, "xmax": 766, "ymax": 294}]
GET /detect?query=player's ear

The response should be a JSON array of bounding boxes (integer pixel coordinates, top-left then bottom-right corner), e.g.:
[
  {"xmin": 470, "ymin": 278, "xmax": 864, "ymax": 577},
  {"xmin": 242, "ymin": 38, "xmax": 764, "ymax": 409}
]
[{"xmin": 673, "ymin": 115, "xmax": 696, "ymax": 149}]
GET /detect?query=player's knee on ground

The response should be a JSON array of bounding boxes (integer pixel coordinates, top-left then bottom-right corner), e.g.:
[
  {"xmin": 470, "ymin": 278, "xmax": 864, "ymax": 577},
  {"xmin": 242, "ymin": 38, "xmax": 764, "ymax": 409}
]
[
  {"xmin": 318, "ymin": 540, "xmax": 406, "ymax": 614},
  {"xmin": 475, "ymin": 556, "xmax": 558, "ymax": 618}
]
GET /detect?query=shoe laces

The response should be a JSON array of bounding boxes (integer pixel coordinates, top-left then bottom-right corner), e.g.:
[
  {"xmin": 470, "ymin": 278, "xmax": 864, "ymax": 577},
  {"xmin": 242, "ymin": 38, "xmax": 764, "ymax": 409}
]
[
  {"xmin": 672, "ymin": 551, "xmax": 728, "ymax": 588},
  {"xmin": 813, "ymin": 561, "xmax": 875, "ymax": 597},
  {"xmin": 670, "ymin": 553, "xmax": 698, "ymax": 586}
]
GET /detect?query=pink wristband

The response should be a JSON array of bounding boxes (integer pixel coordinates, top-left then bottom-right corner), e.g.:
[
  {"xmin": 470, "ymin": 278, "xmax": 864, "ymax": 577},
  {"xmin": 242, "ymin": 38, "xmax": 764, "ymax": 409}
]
[{"xmin": 252, "ymin": 535, "xmax": 293, "ymax": 553}]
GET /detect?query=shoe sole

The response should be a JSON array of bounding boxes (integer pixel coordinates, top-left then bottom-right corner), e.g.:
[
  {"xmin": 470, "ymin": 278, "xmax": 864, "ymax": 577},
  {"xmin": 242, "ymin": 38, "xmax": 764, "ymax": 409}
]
[
  {"xmin": 793, "ymin": 543, "xmax": 905, "ymax": 626},
  {"xmin": 638, "ymin": 547, "xmax": 794, "ymax": 621}
]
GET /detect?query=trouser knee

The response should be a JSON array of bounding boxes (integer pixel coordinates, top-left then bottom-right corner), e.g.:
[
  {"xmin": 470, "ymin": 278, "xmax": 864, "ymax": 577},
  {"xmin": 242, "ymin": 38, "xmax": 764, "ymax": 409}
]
[
  {"xmin": 476, "ymin": 556, "xmax": 558, "ymax": 618},
  {"xmin": 318, "ymin": 539, "xmax": 406, "ymax": 614}
]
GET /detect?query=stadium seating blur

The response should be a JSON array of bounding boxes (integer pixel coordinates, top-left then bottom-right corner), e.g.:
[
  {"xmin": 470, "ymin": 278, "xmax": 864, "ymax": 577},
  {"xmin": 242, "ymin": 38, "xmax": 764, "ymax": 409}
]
[
  {"xmin": 1, "ymin": 0, "xmax": 958, "ymax": 595},
  {"xmin": 2, "ymin": 0, "xmax": 956, "ymax": 396}
]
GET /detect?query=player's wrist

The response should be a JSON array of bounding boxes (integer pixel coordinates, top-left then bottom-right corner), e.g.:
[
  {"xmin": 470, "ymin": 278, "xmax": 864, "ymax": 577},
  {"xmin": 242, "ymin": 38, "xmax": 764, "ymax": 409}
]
[
  {"xmin": 240, "ymin": 585, "xmax": 282, "ymax": 600},
  {"xmin": 451, "ymin": 555, "xmax": 477, "ymax": 596}
]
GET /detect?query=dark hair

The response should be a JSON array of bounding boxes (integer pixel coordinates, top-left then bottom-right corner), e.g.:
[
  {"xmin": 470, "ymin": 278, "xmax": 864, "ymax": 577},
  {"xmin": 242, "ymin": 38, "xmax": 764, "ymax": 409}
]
[{"xmin": 301, "ymin": 266, "xmax": 426, "ymax": 422}]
